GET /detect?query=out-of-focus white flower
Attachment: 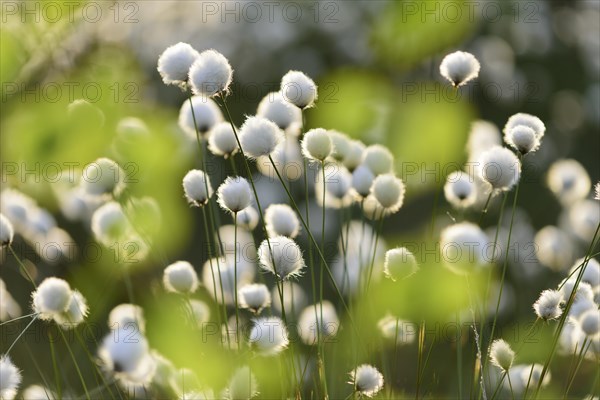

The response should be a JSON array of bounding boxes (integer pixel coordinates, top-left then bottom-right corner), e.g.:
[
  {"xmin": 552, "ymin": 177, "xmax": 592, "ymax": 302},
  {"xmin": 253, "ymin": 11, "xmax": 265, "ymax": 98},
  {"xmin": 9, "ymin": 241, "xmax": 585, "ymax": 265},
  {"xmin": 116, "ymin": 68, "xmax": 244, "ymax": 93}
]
[
  {"xmin": 264, "ymin": 204, "xmax": 300, "ymax": 238},
  {"xmin": 108, "ymin": 303, "xmax": 146, "ymax": 333},
  {"xmin": 362, "ymin": 144, "xmax": 393, "ymax": 176},
  {"xmin": 315, "ymin": 164, "xmax": 354, "ymax": 209},
  {"xmin": 99, "ymin": 328, "xmax": 154, "ymax": 385},
  {"xmin": 280, "ymin": 70, "xmax": 318, "ymax": 109},
  {"xmin": 91, "ymin": 201, "xmax": 131, "ymax": 246},
  {"xmin": 377, "ymin": 315, "xmax": 417, "ymax": 345},
  {"xmin": 226, "ymin": 366, "xmax": 259, "ymax": 399},
  {"xmin": 579, "ymin": 309, "xmax": 600, "ymax": 337},
  {"xmin": 0, "ymin": 355, "xmax": 21, "ymax": 400},
  {"xmin": 163, "ymin": 261, "xmax": 199, "ymax": 294},
  {"xmin": 343, "ymin": 140, "xmax": 366, "ymax": 171},
  {"xmin": 271, "ymin": 282, "xmax": 307, "ymax": 316},
  {"xmin": 257, "ymin": 91, "xmax": 302, "ymax": 133},
  {"xmin": 466, "ymin": 120, "xmax": 502, "ymax": 161},
  {"xmin": 258, "ymin": 236, "xmax": 304, "ymax": 280},
  {"xmin": 21, "ymin": 385, "xmax": 55, "ymax": 400},
  {"xmin": 534, "ymin": 226, "xmax": 574, "ymax": 271},
  {"xmin": 208, "ymin": 122, "xmax": 239, "ymax": 158},
  {"xmin": 189, "ymin": 49, "xmax": 233, "ymax": 97},
  {"xmin": 0, "ymin": 279, "xmax": 21, "ymax": 322},
  {"xmin": 238, "ymin": 284, "xmax": 271, "ymax": 314},
  {"xmin": 479, "ymin": 146, "xmax": 521, "ymax": 191},
  {"xmin": 568, "ymin": 258, "xmax": 600, "ymax": 288},
  {"xmin": 54, "ymin": 290, "xmax": 88, "ymax": 329},
  {"xmin": 440, "ymin": 51, "xmax": 480, "ymax": 87},
  {"xmin": 328, "ymin": 130, "xmax": 351, "ymax": 162},
  {"xmin": 235, "ymin": 207, "xmax": 259, "ymax": 231},
  {"xmin": 217, "ymin": 176, "xmax": 252, "ymax": 214},
  {"xmin": 352, "ymin": 165, "xmax": 375, "ymax": 199},
  {"xmin": 371, "ymin": 174, "xmax": 405, "ymax": 214},
  {"xmin": 297, "ymin": 301, "xmax": 339, "ymax": 345},
  {"xmin": 444, "ymin": 171, "xmax": 477, "ymax": 209},
  {"xmin": 248, "ymin": 316, "xmax": 289, "ymax": 356},
  {"xmin": 178, "ymin": 96, "xmax": 223, "ymax": 138},
  {"xmin": 504, "ymin": 113, "xmax": 546, "ymax": 141},
  {"xmin": 157, "ymin": 42, "xmax": 199, "ymax": 88},
  {"xmin": 81, "ymin": 158, "xmax": 125, "ymax": 197},
  {"xmin": 547, "ymin": 159, "xmax": 591, "ymax": 206},
  {"xmin": 349, "ymin": 364, "xmax": 384, "ymax": 397},
  {"xmin": 504, "ymin": 125, "xmax": 540, "ymax": 155},
  {"xmin": 183, "ymin": 169, "xmax": 213, "ymax": 207},
  {"xmin": 239, "ymin": 116, "xmax": 284, "ymax": 159},
  {"xmin": 202, "ymin": 257, "xmax": 255, "ymax": 306},
  {"xmin": 384, "ymin": 247, "xmax": 418, "ymax": 281},
  {"xmin": 188, "ymin": 299, "xmax": 211, "ymax": 328},
  {"xmin": 533, "ymin": 289, "xmax": 563, "ymax": 320},
  {"xmin": 440, "ymin": 222, "xmax": 490, "ymax": 273},
  {"xmin": 0, "ymin": 213, "xmax": 14, "ymax": 247},
  {"xmin": 567, "ymin": 200, "xmax": 600, "ymax": 242}
]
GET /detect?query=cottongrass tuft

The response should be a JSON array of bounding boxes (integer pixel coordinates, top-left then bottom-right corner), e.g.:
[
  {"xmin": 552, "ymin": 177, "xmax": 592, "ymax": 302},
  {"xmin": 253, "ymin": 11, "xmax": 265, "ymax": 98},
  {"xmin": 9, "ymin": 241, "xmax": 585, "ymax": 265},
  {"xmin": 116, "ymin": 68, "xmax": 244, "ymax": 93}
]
[
  {"xmin": 384, "ymin": 247, "xmax": 418, "ymax": 281},
  {"xmin": 178, "ymin": 96, "xmax": 223, "ymax": 138},
  {"xmin": 53, "ymin": 290, "xmax": 88, "ymax": 329},
  {"xmin": 489, "ymin": 338, "xmax": 515, "ymax": 371},
  {"xmin": 444, "ymin": 171, "xmax": 477, "ymax": 209},
  {"xmin": 568, "ymin": 257, "xmax": 600, "ymax": 287},
  {"xmin": 109, "ymin": 303, "xmax": 146, "ymax": 333},
  {"xmin": 503, "ymin": 113, "xmax": 546, "ymax": 140},
  {"xmin": 371, "ymin": 173, "xmax": 405, "ymax": 214},
  {"xmin": 439, "ymin": 51, "xmax": 480, "ymax": 87},
  {"xmin": 91, "ymin": 201, "xmax": 131, "ymax": 246},
  {"xmin": 328, "ymin": 130, "xmax": 351, "ymax": 161},
  {"xmin": 301, "ymin": 128, "xmax": 333, "ymax": 161},
  {"xmin": 226, "ymin": 366, "xmax": 259, "ymax": 399},
  {"xmin": 504, "ymin": 125, "xmax": 540, "ymax": 155},
  {"xmin": 208, "ymin": 122, "xmax": 239, "ymax": 158},
  {"xmin": 349, "ymin": 364, "xmax": 384, "ymax": 397},
  {"xmin": 157, "ymin": 42, "xmax": 200, "ymax": 88},
  {"xmin": 362, "ymin": 144, "xmax": 394, "ymax": 176},
  {"xmin": 188, "ymin": 49, "xmax": 233, "ymax": 97},
  {"xmin": 343, "ymin": 139, "xmax": 366, "ymax": 171},
  {"xmin": 235, "ymin": 206, "xmax": 259, "ymax": 231},
  {"xmin": 257, "ymin": 236, "xmax": 305, "ymax": 280},
  {"xmin": 0, "ymin": 213, "xmax": 14, "ymax": 247},
  {"xmin": 239, "ymin": 116, "xmax": 284, "ymax": 159},
  {"xmin": 466, "ymin": 120, "xmax": 502, "ymax": 160},
  {"xmin": 533, "ymin": 226, "xmax": 574, "ymax": 272},
  {"xmin": 256, "ymin": 91, "xmax": 302, "ymax": 132},
  {"xmin": 297, "ymin": 301, "xmax": 339, "ymax": 345},
  {"xmin": 98, "ymin": 328, "xmax": 154, "ymax": 383},
  {"xmin": 81, "ymin": 157, "xmax": 125, "ymax": 197},
  {"xmin": 163, "ymin": 261, "xmax": 199, "ymax": 294},
  {"xmin": 217, "ymin": 176, "xmax": 252, "ymax": 214},
  {"xmin": 280, "ymin": 70, "xmax": 318, "ymax": 109},
  {"xmin": 32, "ymin": 277, "xmax": 72, "ymax": 320},
  {"xmin": 579, "ymin": 309, "xmax": 600, "ymax": 337},
  {"xmin": 183, "ymin": 169, "xmax": 213, "ymax": 207},
  {"xmin": 377, "ymin": 315, "xmax": 417, "ymax": 345},
  {"xmin": 352, "ymin": 165, "xmax": 375, "ymax": 199},
  {"xmin": 479, "ymin": 146, "xmax": 521, "ymax": 191},
  {"xmin": 248, "ymin": 316, "xmax": 289, "ymax": 356},
  {"xmin": 264, "ymin": 204, "xmax": 300, "ymax": 238},
  {"xmin": 533, "ymin": 289, "xmax": 563, "ymax": 320},
  {"xmin": 238, "ymin": 284, "xmax": 271, "ymax": 314},
  {"xmin": 546, "ymin": 159, "xmax": 591, "ymax": 205},
  {"xmin": 0, "ymin": 355, "xmax": 21, "ymax": 400},
  {"xmin": 439, "ymin": 222, "xmax": 490, "ymax": 273}
]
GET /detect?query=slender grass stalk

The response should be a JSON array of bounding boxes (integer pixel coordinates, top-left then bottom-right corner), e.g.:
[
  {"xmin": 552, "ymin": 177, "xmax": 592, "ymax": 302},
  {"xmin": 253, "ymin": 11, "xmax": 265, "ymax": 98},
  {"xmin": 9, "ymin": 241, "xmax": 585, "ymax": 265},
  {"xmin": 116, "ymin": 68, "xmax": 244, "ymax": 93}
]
[
  {"xmin": 563, "ymin": 338, "xmax": 592, "ymax": 398},
  {"xmin": 478, "ymin": 192, "xmax": 494, "ymax": 225},
  {"xmin": 0, "ymin": 312, "xmax": 38, "ymax": 326},
  {"xmin": 57, "ymin": 327, "xmax": 91, "ymax": 400},
  {"xmin": 233, "ymin": 211, "xmax": 241, "ymax": 347},
  {"xmin": 365, "ymin": 210, "xmax": 384, "ymax": 292},
  {"xmin": 48, "ymin": 331, "xmax": 62, "ymax": 399},
  {"xmin": 4, "ymin": 314, "xmax": 38, "ymax": 356},
  {"xmin": 415, "ymin": 321, "xmax": 425, "ymax": 399},
  {"xmin": 456, "ymin": 311, "xmax": 463, "ymax": 399},
  {"xmin": 318, "ymin": 160, "xmax": 329, "ymax": 400},
  {"xmin": 8, "ymin": 244, "xmax": 36, "ymax": 287}
]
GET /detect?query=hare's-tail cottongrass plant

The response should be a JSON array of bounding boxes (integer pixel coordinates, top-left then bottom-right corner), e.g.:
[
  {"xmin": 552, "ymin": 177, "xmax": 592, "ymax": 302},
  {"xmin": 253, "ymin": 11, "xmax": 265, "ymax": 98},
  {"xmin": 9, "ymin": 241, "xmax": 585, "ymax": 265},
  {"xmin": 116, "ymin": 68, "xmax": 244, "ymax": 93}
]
[{"xmin": 5, "ymin": 39, "xmax": 600, "ymax": 400}]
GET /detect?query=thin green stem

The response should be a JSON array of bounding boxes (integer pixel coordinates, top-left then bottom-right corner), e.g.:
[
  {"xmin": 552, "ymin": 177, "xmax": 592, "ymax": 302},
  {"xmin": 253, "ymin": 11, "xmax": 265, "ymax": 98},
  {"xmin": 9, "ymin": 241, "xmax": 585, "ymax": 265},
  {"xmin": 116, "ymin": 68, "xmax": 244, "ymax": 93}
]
[
  {"xmin": 478, "ymin": 191, "xmax": 495, "ymax": 225},
  {"xmin": 233, "ymin": 212, "xmax": 240, "ymax": 347},
  {"xmin": 8, "ymin": 244, "xmax": 36, "ymax": 287},
  {"xmin": 58, "ymin": 328, "xmax": 91, "ymax": 400},
  {"xmin": 4, "ymin": 314, "xmax": 38, "ymax": 355}
]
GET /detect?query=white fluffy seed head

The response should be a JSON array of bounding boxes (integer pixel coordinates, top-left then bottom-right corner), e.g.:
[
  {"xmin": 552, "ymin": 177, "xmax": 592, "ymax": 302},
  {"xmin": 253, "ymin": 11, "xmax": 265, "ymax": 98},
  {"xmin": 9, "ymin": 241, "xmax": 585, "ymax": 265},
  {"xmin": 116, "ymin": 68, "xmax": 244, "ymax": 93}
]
[
  {"xmin": 32, "ymin": 277, "xmax": 72, "ymax": 319},
  {"xmin": 371, "ymin": 174, "xmax": 405, "ymax": 213},
  {"xmin": 328, "ymin": 130, "xmax": 351, "ymax": 162},
  {"xmin": 257, "ymin": 91, "xmax": 302, "ymax": 132},
  {"xmin": 239, "ymin": 116, "xmax": 284, "ymax": 159},
  {"xmin": 280, "ymin": 70, "xmax": 318, "ymax": 109},
  {"xmin": 297, "ymin": 302, "xmax": 339, "ymax": 345},
  {"xmin": 595, "ymin": 182, "xmax": 600, "ymax": 201},
  {"xmin": 99, "ymin": 328, "xmax": 150, "ymax": 375},
  {"xmin": 384, "ymin": 247, "xmax": 418, "ymax": 281},
  {"xmin": 163, "ymin": 261, "xmax": 199, "ymax": 294},
  {"xmin": 217, "ymin": 176, "xmax": 252, "ymax": 214},
  {"xmin": 227, "ymin": 366, "xmax": 259, "ymax": 400},
  {"xmin": 344, "ymin": 140, "xmax": 366, "ymax": 171},
  {"xmin": 440, "ymin": 51, "xmax": 480, "ymax": 87},
  {"xmin": 109, "ymin": 304, "xmax": 145, "ymax": 333},
  {"xmin": 81, "ymin": 158, "xmax": 125, "ymax": 197},
  {"xmin": 264, "ymin": 204, "xmax": 300, "ymax": 238},
  {"xmin": 0, "ymin": 355, "xmax": 21, "ymax": 400},
  {"xmin": 505, "ymin": 125, "xmax": 540, "ymax": 155},
  {"xmin": 301, "ymin": 128, "xmax": 333, "ymax": 161},
  {"xmin": 178, "ymin": 96, "xmax": 223, "ymax": 138},
  {"xmin": 183, "ymin": 169, "xmax": 213, "ymax": 207},
  {"xmin": 236, "ymin": 207, "xmax": 259, "ymax": 231},
  {"xmin": 467, "ymin": 120, "xmax": 502, "ymax": 161},
  {"xmin": 315, "ymin": 164, "xmax": 354, "ymax": 209},
  {"xmin": 534, "ymin": 226, "xmax": 574, "ymax": 272},
  {"xmin": 579, "ymin": 309, "xmax": 600, "ymax": 337},
  {"xmin": 377, "ymin": 316, "xmax": 417, "ymax": 345},
  {"xmin": 157, "ymin": 42, "xmax": 200, "ymax": 88},
  {"xmin": 444, "ymin": 171, "xmax": 477, "ymax": 209},
  {"xmin": 208, "ymin": 122, "xmax": 239, "ymax": 158},
  {"xmin": 362, "ymin": 145, "xmax": 394, "ymax": 176},
  {"xmin": 568, "ymin": 258, "xmax": 600, "ymax": 288},
  {"xmin": 504, "ymin": 113, "xmax": 546, "ymax": 140},
  {"xmin": 547, "ymin": 159, "xmax": 591, "ymax": 206},
  {"xmin": 258, "ymin": 236, "xmax": 305, "ymax": 280},
  {"xmin": 533, "ymin": 289, "xmax": 563, "ymax": 320},
  {"xmin": 490, "ymin": 339, "xmax": 515, "ymax": 371},
  {"xmin": 188, "ymin": 49, "xmax": 232, "ymax": 97},
  {"xmin": 349, "ymin": 364, "xmax": 384, "ymax": 397},
  {"xmin": 568, "ymin": 200, "xmax": 600, "ymax": 242},
  {"xmin": 352, "ymin": 165, "xmax": 375, "ymax": 198},
  {"xmin": 238, "ymin": 284, "xmax": 271, "ymax": 313},
  {"xmin": 248, "ymin": 316, "xmax": 289, "ymax": 356},
  {"xmin": 440, "ymin": 222, "xmax": 490, "ymax": 273},
  {"xmin": 479, "ymin": 146, "xmax": 521, "ymax": 191},
  {"xmin": 91, "ymin": 202, "xmax": 131, "ymax": 246},
  {"xmin": 54, "ymin": 290, "xmax": 88, "ymax": 329},
  {"xmin": 0, "ymin": 213, "xmax": 14, "ymax": 246}
]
